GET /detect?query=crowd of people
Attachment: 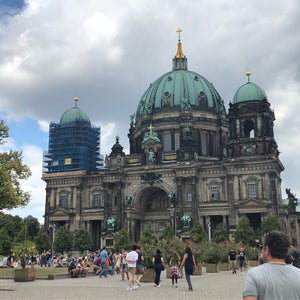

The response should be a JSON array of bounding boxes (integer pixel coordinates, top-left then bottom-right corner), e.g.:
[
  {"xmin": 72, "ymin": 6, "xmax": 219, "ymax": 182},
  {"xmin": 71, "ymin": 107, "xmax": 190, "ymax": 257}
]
[{"xmin": 2, "ymin": 230, "xmax": 300, "ymax": 298}]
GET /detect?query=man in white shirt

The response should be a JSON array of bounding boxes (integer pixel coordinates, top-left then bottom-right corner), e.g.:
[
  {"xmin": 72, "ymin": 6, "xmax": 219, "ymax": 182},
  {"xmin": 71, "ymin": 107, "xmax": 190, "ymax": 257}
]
[{"xmin": 125, "ymin": 244, "xmax": 138, "ymax": 291}]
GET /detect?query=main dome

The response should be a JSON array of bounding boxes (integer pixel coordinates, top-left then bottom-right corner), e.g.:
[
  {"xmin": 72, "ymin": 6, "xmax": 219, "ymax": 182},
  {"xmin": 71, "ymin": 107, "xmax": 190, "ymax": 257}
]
[
  {"xmin": 135, "ymin": 37, "xmax": 225, "ymax": 122},
  {"xmin": 60, "ymin": 97, "xmax": 91, "ymax": 125}
]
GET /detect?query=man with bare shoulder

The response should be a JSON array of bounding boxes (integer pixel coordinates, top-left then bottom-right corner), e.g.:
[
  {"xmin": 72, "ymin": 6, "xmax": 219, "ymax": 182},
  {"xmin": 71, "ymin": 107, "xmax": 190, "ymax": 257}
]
[{"xmin": 243, "ymin": 230, "xmax": 300, "ymax": 300}]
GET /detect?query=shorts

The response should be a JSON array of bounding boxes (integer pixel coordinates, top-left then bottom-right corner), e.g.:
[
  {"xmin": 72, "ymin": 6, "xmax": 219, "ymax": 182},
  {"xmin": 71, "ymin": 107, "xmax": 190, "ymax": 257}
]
[
  {"xmin": 229, "ymin": 261, "xmax": 236, "ymax": 268},
  {"xmin": 128, "ymin": 267, "xmax": 136, "ymax": 277},
  {"xmin": 239, "ymin": 260, "xmax": 246, "ymax": 268},
  {"xmin": 135, "ymin": 264, "xmax": 144, "ymax": 275}
]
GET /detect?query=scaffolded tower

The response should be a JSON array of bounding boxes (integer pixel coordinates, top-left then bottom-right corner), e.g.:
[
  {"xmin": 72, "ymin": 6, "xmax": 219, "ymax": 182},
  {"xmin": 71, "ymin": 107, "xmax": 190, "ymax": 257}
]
[{"xmin": 43, "ymin": 97, "xmax": 102, "ymax": 173}]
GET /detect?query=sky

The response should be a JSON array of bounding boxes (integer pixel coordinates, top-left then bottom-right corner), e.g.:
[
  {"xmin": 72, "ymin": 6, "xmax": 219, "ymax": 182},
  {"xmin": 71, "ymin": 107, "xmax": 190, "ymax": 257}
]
[{"xmin": 0, "ymin": 0, "xmax": 299, "ymax": 224}]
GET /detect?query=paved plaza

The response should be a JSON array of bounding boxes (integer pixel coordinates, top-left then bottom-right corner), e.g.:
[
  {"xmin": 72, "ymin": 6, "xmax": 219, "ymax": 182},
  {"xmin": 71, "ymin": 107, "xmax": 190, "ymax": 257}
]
[{"xmin": 0, "ymin": 269, "xmax": 246, "ymax": 300}]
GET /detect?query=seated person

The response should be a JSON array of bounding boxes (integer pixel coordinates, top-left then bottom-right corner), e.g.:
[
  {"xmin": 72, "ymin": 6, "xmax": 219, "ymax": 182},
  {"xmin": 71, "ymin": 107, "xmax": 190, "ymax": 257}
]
[
  {"xmin": 93, "ymin": 255, "xmax": 102, "ymax": 275},
  {"xmin": 80, "ymin": 256, "xmax": 89, "ymax": 277},
  {"xmin": 68, "ymin": 258, "xmax": 79, "ymax": 278}
]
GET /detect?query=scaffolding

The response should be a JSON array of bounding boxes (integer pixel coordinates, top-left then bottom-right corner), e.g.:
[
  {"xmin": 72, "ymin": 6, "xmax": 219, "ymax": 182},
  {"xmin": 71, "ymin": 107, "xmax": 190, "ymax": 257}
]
[{"xmin": 43, "ymin": 120, "xmax": 103, "ymax": 173}]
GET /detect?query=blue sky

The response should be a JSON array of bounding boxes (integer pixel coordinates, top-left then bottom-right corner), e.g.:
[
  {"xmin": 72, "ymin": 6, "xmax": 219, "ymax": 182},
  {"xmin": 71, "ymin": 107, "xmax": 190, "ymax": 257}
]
[{"xmin": 1, "ymin": 0, "xmax": 300, "ymax": 224}]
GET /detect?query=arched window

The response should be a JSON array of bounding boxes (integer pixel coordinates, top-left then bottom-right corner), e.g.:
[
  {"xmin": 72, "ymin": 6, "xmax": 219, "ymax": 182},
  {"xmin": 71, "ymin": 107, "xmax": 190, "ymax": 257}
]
[{"xmin": 244, "ymin": 119, "xmax": 255, "ymax": 138}]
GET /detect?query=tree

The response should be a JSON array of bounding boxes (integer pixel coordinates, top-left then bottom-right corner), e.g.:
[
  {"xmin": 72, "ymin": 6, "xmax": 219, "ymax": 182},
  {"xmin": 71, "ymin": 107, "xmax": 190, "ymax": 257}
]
[
  {"xmin": 0, "ymin": 213, "xmax": 23, "ymax": 239},
  {"xmin": 190, "ymin": 221, "xmax": 208, "ymax": 243},
  {"xmin": 73, "ymin": 228, "xmax": 92, "ymax": 253},
  {"xmin": 259, "ymin": 215, "xmax": 281, "ymax": 238},
  {"xmin": 212, "ymin": 224, "xmax": 229, "ymax": 243},
  {"xmin": 34, "ymin": 228, "xmax": 51, "ymax": 253},
  {"xmin": 114, "ymin": 228, "xmax": 131, "ymax": 252},
  {"xmin": 159, "ymin": 225, "xmax": 175, "ymax": 241},
  {"xmin": 53, "ymin": 226, "xmax": 73, "ymax": 254},
  {"xmin": 0, "ymin": 121, "xmax": 32, "ymax": 210},
  {"xmin": 0, "ymin": 228, "xmax": 12, "ymax": 255},
  {"xmin": 235, "ymin": 217, "xmax": 256, "ymax": 246},
  {"xmin": 140, "ymin": 226, "xmax": 158, "ymax": 268},
  {"xmin": 12, "ymin": 241, "xmax": 37, "ymax": 269}
]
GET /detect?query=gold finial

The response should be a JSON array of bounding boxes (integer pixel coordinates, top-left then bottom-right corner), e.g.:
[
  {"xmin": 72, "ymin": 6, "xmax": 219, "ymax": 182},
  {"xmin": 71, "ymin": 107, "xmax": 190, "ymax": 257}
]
[
  {"xmin": 175, "ymin": 28, "xmax": 185, "ymax": 58},
  {"xmin": 176, "ymin": 28, "xmax": 182, "ymax": 41},
  {"xmin": 246, "ymin": 71, "xmax": 251, "ymax": 82},
  {"xmin": 74, "ymin": 97, "xmax": 79, "ymax": 106}
]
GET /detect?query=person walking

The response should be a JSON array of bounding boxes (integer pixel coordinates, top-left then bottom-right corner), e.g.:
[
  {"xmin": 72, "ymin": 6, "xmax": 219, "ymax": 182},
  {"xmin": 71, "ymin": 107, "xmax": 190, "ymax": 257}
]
[
  {"xmin": 243, "ymin": 230, "xmax": 300, "ymax": 300},
  {"xmin": 135, "ymin": 245, "xmax": 144, "ymax": 286},
  {"xmin": 179, "ymin": 246, "xmax": 196, "ymax": 291},
  {"xmin": 99, "ymin": 246, "xmax": 108, "ymax": 278},
  {"xmin": 168, "ymin": 252, "xmax": 180, "ymax": 287},
  {"xmin": 152, "ymin": 249, "xmax": 164, "ymax": 287},
  {"xmin": 125, "ymin": 244, "xmax": 138, "ymax": 291},
  {"xmin": 121, "ymin": 249, "xmax": 129, "ymax": 281},
  {"xmin": 238, "ymin": 247, "xmax": 247, "ymax": 274},
  {"xmin": 228, "ymin": 248, "xmax": 237, "ymax": 274}
]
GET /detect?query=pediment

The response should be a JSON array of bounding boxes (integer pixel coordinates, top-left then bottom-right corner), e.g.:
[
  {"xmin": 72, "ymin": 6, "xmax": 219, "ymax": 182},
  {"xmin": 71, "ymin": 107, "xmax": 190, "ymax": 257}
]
[
  {"xmin": 51, "ymin": 207, "xmax": 70, "ymax": 217},
  {"xmin": 237, "ymin": 198, "xmax": 267, "ymax": 209}
]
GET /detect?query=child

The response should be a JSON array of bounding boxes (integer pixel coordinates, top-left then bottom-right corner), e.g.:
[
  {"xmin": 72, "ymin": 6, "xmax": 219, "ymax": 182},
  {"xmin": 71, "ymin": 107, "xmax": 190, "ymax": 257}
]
[{"xmin": 169, "ymin": 253, "xmax": 180, "ymax": 287}]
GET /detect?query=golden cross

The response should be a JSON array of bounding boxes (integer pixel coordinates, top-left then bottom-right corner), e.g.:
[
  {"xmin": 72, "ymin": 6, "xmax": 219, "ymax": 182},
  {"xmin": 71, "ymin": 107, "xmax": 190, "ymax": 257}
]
[
  {"xmin": 176, "ymin": 28, "xmax": 182, "ymax": 41},
  {"xmin": 148, "ymin": 124, "xmax": 154, "ymax": 136}
]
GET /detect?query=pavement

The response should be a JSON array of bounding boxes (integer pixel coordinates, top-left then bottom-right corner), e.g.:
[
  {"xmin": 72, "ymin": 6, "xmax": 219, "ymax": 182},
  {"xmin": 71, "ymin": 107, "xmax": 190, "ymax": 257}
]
[{"xmin": 0, "ymin": 269, "xmax": 246, "ymax": 300}]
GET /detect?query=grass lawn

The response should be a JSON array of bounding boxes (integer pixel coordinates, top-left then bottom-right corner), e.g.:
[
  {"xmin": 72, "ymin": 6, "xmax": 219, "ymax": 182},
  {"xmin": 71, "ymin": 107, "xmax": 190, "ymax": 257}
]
[{"xmin": 0, "ymin": 267, "xmax": 69, "ymax": 279}]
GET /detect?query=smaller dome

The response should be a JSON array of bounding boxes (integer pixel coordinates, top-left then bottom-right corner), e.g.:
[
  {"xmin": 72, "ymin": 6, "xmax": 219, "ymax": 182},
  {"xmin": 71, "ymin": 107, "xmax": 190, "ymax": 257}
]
[
  {"xmin": 60, "ymin": 97, "xmax": 91, "ymax": 125},
  {"xmin": 233, "ymin": 73, "xmax": 268, "ymax": 104}
]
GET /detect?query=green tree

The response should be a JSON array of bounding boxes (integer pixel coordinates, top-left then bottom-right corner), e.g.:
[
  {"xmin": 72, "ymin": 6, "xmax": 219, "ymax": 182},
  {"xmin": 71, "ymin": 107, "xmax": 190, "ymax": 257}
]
[
  {"xmin": 34, "ymin": 228, "xmax": 51, "ymax": 253},
  {"xmin": 259, "ymin": 215, "xmax": 281, "ymax": 238},
  {"xmin": 0, "ymin": 228, "xmax": 12, "ymax": 255},
  {"xmin": 14, "ymin": 216, "xmax": 40, "ymax": 243},
  {"xmin": 159, "ymin": 225, "xmax": 175, "ymax": 240},
  {"xmin": 12, "ymin": 241, "xmax": 37, "ymax": 269},
  {"xmin": 24, "ymin": 216, "xmax": 40, "ymax": 241},
  {"xmin": 212, "ymin": 224, "xmax": 229, "ymax": 243},
  {"xmin": 0, "ymin": 213, "xmax": 23, "ymax": 240},
  {"xmin": 190, "ymin": 221, "xmax": 208, "ymax": 243},
  {"xmin": 114, "ymin": 228, "xmax": 131, "ymax": 251},
  {"xmin": 0, "ymin": 121, "xmax": 32, "ymax": 210},
  {"xmin": 140, "ymin": 226, "xmax": 158, "ymax": 268},
  {"xmin": 140, "ymin": 225, "xmax": 158, "ymax": 245},
  {"xmin": 53, "ymin": 226, "xmax": 73, "ymax": 254},
  {"xmin": 73, "ymin": 228, "xmax": 92, "ymax": 253},
  {"xmin": 235, "ymin": 217, "xmax": 256, "ymax": 246}
]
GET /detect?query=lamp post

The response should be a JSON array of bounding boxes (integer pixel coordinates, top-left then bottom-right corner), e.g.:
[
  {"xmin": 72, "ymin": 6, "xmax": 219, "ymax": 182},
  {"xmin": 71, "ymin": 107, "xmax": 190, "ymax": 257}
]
[{"xmin": 208, "ymin": 221, "xmax": 211, "ymax": 242}]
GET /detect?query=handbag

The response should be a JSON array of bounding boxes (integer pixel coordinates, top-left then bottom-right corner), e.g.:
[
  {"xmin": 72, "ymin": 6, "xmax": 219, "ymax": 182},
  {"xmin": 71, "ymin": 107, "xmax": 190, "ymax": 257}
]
[{"xmin": 161, "ymin": 264, "xmax": 165, "ymax": 271}]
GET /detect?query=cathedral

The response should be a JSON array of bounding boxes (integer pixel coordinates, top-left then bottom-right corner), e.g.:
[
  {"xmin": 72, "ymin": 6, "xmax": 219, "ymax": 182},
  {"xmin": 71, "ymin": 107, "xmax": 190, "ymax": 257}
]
[{"xmin": 42, "ymin": 32, "xmax": 293, "ymax": 250}]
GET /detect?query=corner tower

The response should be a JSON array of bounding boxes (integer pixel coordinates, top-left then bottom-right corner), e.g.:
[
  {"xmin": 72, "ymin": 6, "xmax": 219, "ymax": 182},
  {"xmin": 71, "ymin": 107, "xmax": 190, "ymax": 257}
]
[
  {"xmin": 227, "ymin": 72, "xmax": 278, "ymax": 158},
  {"xmin": 43, "ymin": 97, "xmax": 102, "ymax": 173}
]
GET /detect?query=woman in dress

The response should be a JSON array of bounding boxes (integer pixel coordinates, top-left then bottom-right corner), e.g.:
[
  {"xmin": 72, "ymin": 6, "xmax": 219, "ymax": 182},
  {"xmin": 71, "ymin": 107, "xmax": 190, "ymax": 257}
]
[{"xmin": 179, "ymin": 246, "xmax": 196, "ymax": 291}]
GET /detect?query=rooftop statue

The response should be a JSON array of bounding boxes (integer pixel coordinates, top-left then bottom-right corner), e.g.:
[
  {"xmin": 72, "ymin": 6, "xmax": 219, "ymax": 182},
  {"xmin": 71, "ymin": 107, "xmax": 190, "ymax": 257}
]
[{"xmin": 286, "ymin": 188, "xmax": 297, "ymax": 213}]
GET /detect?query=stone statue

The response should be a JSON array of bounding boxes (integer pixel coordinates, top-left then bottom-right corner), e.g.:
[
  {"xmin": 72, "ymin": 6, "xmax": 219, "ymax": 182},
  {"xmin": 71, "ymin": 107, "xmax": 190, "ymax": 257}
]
[
  {"xmin": 286, "ymin": 188, "xmax": 297, "ymax": 213},
  {"xmin": 106, "ymin": 216, "xmax": 115, "ymax": 230},
  {"xmin": 130, "ymin": 113, "xmax": 135, "ymax": 127},
  {"xmin": 126, "ymin": 195, "xmax": 132, "ymax": 206},
  {"xmin": 148, "ymin": 149, "xmax": 155, "ymax": 164},
  {"xmin": 181, "ymin": 214, "xmax": 191, "ymax": 227}
]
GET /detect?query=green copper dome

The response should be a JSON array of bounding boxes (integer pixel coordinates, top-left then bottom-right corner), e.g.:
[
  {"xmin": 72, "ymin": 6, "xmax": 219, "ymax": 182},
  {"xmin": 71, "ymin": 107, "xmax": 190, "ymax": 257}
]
[
  {"xmin": 60, "ymin": 97, "xmax": 91, "ymax": 125},
  {"xmin": 233, "ymin": 73, "xmax": 268, "ymax": 104},
  {"xmin": 135, "ymin": 39, "xmax": 226, "ymax": 122}
]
